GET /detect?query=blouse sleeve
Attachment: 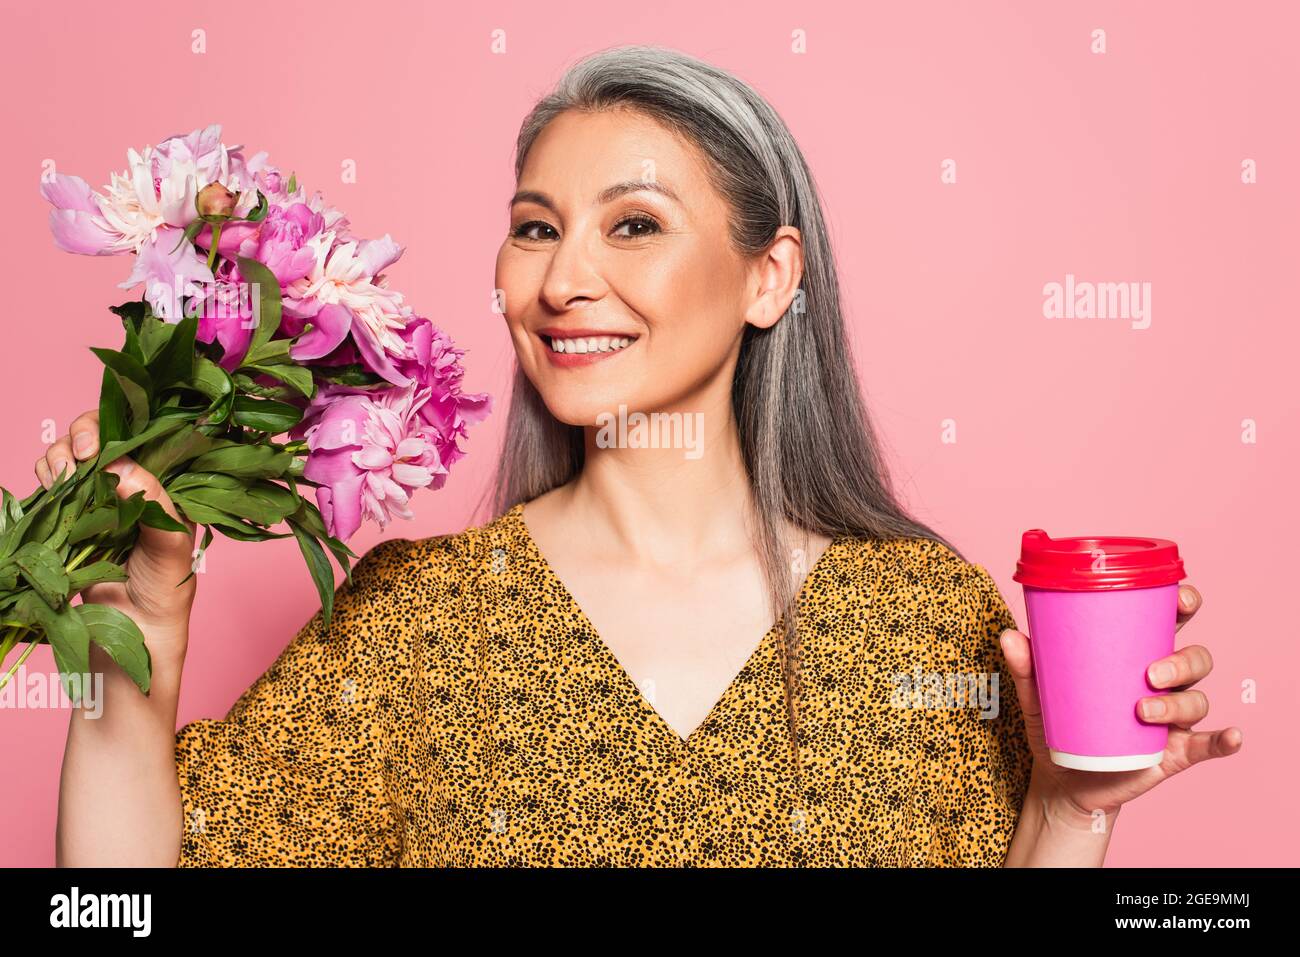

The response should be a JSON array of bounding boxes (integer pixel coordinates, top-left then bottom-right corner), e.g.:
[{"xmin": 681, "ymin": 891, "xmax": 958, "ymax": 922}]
[
  {"xmin": 924, "ymin": 564, "xmax": 1034, "ymax": 867},
  {"xmin": 173, "ymin": 538, "xmax": 416, "ymax": 867}
]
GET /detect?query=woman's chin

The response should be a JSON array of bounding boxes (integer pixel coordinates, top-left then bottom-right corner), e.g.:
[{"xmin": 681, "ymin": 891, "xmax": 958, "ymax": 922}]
[{"xmin": 543, "ymin": 397, "xmax": 636, "ymax": 428}]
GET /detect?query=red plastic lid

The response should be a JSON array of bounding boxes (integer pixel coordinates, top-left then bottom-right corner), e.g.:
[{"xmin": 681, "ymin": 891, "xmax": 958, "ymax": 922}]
[{"xmin": 1012, "ymin": 529, "xmax": 1186, "ymax": 591}]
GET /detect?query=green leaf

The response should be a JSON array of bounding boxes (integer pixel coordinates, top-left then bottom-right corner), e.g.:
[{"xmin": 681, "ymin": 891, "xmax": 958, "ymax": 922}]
[
  {"xmin": 139, "ymin": 500, "xmax": 189, "ymax": 534},
  {"xmin": 170, "ymin": 218, "xmax": 205, "ymax": 254},
  {"xmin": 67, "ymin": 506, "xmax": 118, "ymax": 545},
  {"xmin": 113, "ymin": 490, "xmax": 148, "ymax": 539},
  {"xmin": 192, "ymin": 357, "xmax": 235, "ymax": 425},
  {"xmin": 12, "ymin": 541, "xmax": 70, "ymax": 608},
  {"xmin": 286, "ymin": 172, "xmax": 297, "ymax": 195},
  {"xmin": 242, "ymin": 190, "xmax": 269, "ymax": 223},
  {"xmin": 133, "ymin": 426, "xmax": 216, "ymax": 478},
  {"xmin": 121, "ymin": 319, "xmax": 145, "ymax": 363},
  {"xmin": 76, "ymin": 603, "xmax": 151, "ymax": 694},
  {"xmin": 109, "ymin": 300, "xmax": 149, "ymax": 328},
  {"xmin": 14, "ymin": 477, "xmax": 78, "ymax": 553},
  {"xmin": 232, "ymin": 372, "xmax": 296, "ymax": 401},
  {"xmin": 15, "ymin": 590, "xmax": 90, "ymax": 703},
  {"xmin": 290, "ymin": 500, "xmax": 357, "ymax": 584},
  {"xmin": 43, "ymin": 472, "xmax": 94, "ymax": 552},
  {"xmin": 245, "ymin": 481, "xmax": 298, "ymax": 517},
  {"xmin": 247, "ymin": 363, "xmax": 314, "ymax": 398},
  {"xmin": 209, "ymin": 522, "xmax": 293, "ymax": 543},
  {"xmin": 0, "ymin": 491, "xmax": 55, "ymax": 561},
  {"xmin": 97, "ymin": 366, "xmax": 131, "ymax": 445},
  {"xmin": 91, "ymin": 346, "xmax": 151, "ymax": 435},
  {"xmin": 167, "ymin": 495, "xmax": 254, "ymax": 531},
  {"xmin": 192, "ymin": 357, "xmax": 234, "ymax": 402},
  {"xmin": 240, "ymin": 337, "xmax": 292, "ymax": 368},
  {"xmin": 290, "ymin": 521, "xmax": 335, "ymax": 628},
  {"xmin": 0, "ymin": 488, "xmax": 24, "ymax": 536},
  {"xmin": 315, "ymin": 363, "xmax": 383, "ymax": 387},
  {"xmin": 235, "ymin": 256, "xmax": 282, "ymax": 362},
  {"xmin": 98, "ymin": 415, "xmax": 188, "ymax": 466},
  {"xmin": 136, "ymin": 314, "xmax": 174, "ymax": 366},
  {"xmin": 167, "ymin": 494, "xmax": 291, "ymax": 542},
  {"xmin": 68, "ymin": 561, "xmax": 129, "ymax": 592},
  {"xmin": 90, "ymin": 347, "xmax": 153, "ymax": 402},
  {"xmin": 173, "ymin": 485, "xmax": 293, "ymax": 526},
  {"xmin": 188, "ymin": 444, "xmax": 294, "ymax": 479},
  {"xmin": 92, "ymin": 470, "xmax": 120, "ymax": 508},
  {"xmin": 147, "ymin": 312, "xmax": 197, "ymax": 388},
  {"xmin": 231, "ymin": 395, "xmax": 302, "ymax": 434},
  {"xmin": 168, "ymin": 471, "xmax": 245, "ymax": 494}
]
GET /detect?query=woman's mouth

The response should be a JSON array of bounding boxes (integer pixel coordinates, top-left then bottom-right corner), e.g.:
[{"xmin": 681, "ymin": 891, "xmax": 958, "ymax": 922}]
[{"xmin": 538, "ymin": 330, "xmax": 639, "ymax": 367}]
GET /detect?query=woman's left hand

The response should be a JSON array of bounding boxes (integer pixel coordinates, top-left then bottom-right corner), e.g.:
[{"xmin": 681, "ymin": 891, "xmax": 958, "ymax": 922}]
[{"xmin": 998, "ymin": 584, "xmax": 1243, "ymax": 822}]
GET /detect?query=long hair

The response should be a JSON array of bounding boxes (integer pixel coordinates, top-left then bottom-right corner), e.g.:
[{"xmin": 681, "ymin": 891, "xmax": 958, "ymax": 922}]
[{"xmin": 492, "ymin": 44, "xmax": 965, "ymax": 773}]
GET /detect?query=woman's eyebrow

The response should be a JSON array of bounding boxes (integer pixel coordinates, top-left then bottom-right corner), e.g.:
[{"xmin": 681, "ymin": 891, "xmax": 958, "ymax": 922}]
[{"xmin": 509, "ymin": 180, "xmax": 682, "ymax": 211}]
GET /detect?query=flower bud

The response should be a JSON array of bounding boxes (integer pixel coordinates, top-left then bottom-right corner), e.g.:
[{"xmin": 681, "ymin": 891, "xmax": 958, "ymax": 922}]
[{"xmin": 196, "ymin": 183, "xmax": 237, "ymax": 218}]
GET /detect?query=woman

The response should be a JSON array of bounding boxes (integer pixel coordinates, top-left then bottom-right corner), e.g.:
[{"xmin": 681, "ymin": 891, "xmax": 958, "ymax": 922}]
[{"xmin": 52, "ymin": 44, "xmax": 1240, "ymax": 867}]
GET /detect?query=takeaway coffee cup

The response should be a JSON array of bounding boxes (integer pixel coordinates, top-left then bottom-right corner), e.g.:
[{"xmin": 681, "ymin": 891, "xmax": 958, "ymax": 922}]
[{"xmin": 1012, "ymin": 529, "xmax": 1187, "ymax": 772}]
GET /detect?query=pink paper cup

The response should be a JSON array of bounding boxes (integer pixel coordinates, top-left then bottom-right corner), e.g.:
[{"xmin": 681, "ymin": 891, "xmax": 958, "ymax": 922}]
[{"xmin": 1013, "ymin": 530, "xmax": 1187, "ymax": 772}]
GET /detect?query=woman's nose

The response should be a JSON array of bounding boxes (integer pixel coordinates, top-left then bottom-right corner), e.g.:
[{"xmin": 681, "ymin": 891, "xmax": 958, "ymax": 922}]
[{"xmin": 538, "ymin": 235, "xmax": 606, "ymax": 311}]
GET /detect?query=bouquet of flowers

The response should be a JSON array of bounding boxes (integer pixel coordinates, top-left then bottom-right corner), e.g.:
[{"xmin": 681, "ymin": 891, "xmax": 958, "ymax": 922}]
[{"xmin": 0, "ymin": 124, "xmax": 489, "ymax": 701}]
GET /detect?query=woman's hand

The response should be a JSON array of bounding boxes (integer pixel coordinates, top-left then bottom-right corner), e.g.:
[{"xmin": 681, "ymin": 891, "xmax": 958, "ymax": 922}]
[
  {"xmin": 998, "ymin": 584, "xmax": 1243, "ymax": 825},
  {"xmin": 36, "ymin": 409, "xmax": 199, "ymax": 662}
]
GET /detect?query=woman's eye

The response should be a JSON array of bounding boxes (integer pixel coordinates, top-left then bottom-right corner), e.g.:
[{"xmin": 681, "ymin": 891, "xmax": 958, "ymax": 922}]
[
  {"xmin": 612, "ymin": 215, "xmax": 661, "ymax": 238},
  {"xmin": 511, "ymin": 215, "xmax": 661, "ymax": 242},
  {"xmin": 512, "ymin": 220, "xmax": 558, "ymax": 241}
]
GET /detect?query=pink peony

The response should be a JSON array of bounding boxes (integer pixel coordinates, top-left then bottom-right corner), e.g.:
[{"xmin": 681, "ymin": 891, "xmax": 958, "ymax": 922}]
[
  {"xmin": 395, "ymin": 318, "xmax": 491, "ymax": 470},
  {"xmin": 118, "ymin": 226, "xmax": 214, "ymax": 321},
  {"xmin": 42, "ymin": 125, "xmax": 490, "ymax": 542},
  {"xmin": 297, "ymin": 382, "xmax": 449, "ymax": 540}
]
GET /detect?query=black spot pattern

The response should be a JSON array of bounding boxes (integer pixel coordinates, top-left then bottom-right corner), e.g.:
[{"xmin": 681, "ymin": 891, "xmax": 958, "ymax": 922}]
[{"xmin": 175, "ymin": 502, "xmax": 1032, "ymax": 866}]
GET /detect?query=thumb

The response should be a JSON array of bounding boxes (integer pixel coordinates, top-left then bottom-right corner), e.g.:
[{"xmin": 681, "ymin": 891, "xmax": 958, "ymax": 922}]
[
  {"xmin": 998, "ymin": 628, "xmax": 1043, "ymax": 722},
  {"xmin": 103, "ymin": 456, "xmax": 197, "ymax": 560}
]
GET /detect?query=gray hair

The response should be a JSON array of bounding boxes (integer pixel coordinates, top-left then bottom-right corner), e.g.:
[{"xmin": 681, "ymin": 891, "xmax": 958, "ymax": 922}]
[{"xmin": 492, "ymin": 44, "xmax": 964, "ymax": 767}]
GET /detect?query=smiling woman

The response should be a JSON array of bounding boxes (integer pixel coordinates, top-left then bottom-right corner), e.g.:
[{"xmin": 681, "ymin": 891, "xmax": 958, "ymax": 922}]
[
  {"xmin": 58, "ymin": 42, "xmax": 1235, "ymax": 872},
  {"xmin": 490, "ymin": 47, "xmax": 977, "ymax": 750},
  {"xmin": 165, "ymin": 42, "xmax": 1040, "ymax": 868}
]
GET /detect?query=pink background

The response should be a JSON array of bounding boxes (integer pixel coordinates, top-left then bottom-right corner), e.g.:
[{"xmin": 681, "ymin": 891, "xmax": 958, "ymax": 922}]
[{"xmin": 1, "ymin": 0, "xmax": 1294, "ymax": 866}]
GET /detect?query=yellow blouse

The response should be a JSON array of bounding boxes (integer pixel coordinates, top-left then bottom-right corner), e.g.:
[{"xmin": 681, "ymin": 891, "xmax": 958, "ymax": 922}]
[{"xmin": 174, "ymin": 502, "xmax": 1032, "ymax": 867}]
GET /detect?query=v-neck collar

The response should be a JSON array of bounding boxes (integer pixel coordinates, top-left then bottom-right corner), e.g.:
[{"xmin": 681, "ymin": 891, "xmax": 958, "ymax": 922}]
[{"xmin": 506, "ymin": 502, "xmax": 845, "ymax": 750}]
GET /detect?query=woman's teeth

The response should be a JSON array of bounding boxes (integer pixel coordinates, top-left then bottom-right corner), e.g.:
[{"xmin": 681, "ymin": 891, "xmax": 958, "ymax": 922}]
[{"xmin": 549, "ymin": 335, "xmax": 634, "ymax": 354}]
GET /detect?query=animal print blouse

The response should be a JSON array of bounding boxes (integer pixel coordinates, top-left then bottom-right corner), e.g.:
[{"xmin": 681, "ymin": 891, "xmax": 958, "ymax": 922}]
[{"xmin": 174, "ymin": 502, "xmax": 1032, "ymax": 866}]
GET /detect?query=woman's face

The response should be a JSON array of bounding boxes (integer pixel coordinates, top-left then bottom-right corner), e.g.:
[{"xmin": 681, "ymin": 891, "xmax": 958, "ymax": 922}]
[{"xmin": 495, "ymin": 107, "xmax": 797, "ymax": 426}]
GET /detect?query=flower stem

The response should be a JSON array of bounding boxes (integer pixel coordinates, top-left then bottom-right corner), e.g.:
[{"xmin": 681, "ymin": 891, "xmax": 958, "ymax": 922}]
[
  {"xmin": 66, "ymin": 542, "xmax": 97, "ymax": 573},
  {"xmin": 206, "ymin": 224, "xmax": 222, "ymax": 271},
  {"xmin": 0, "ymin": 628, "xmax": 38, "ymax": 691},
  {"xmin": 0, "ymin": 625, "xmax": 20, "ymax": 667}
]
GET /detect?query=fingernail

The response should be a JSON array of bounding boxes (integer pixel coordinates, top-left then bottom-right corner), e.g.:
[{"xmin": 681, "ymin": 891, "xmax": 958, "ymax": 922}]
[
  {"xmin": 51, "ymin": 458, "xmax": 70, "ymax": 481},
  {"xmin": 1150, "ymin": 662, "xmax": 1176, "ymax": 686},
  {"xmin": 1179, "ymin": 586, "xmax": 1195, "ymax": 608},
  {"xmin": 72, "ymin": 432, "xmax": 94, "ymax": 456},
  {"xmin": 1143, "ymin": 698, "xmax": 1166, "ymax": 719},
  {"xmin": 107, "ymin": 458, "xmax": 135, "ymax": 478}
]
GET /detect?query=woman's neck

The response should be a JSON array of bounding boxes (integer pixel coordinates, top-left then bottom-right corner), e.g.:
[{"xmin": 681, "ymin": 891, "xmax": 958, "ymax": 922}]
[{"xmin": 559, "ymin": 404, "xmax": 758, "ymax": 567}]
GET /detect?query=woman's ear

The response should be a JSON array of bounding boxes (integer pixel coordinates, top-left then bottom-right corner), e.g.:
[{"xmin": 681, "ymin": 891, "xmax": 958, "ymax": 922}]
[{"xmin": 743, "ymin": 226, "xmax": 804, "ymax": 330}]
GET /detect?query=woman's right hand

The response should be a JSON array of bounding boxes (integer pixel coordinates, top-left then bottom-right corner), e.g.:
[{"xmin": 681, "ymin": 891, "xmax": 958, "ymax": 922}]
[{"xmin": 36, "ymin": 409, "xmax": 199, "ymax": 661}]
